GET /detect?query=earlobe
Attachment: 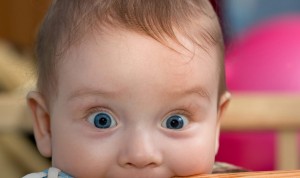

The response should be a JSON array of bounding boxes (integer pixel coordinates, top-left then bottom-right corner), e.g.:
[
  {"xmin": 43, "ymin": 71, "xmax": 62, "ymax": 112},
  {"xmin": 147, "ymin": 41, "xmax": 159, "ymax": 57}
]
[
  {"xmin": 215, "ymin": 91, "xmax": 231, "ymax": 155},
  {"xmin": 27, "ymin": 91, "xmax": 52, "ymax": 157}
]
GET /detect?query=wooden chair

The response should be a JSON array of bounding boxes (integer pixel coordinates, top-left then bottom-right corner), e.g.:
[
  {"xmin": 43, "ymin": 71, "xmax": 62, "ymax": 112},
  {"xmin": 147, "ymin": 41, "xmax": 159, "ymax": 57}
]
[
  {"xmin": 221, "ymin": 93, "xmax": 300, "ymax": 170},
  {"xmin": 0, "ymin": 40, "xmax": 48, "ymax": 177},
  {"xmin": 0, "ymin": 93, "xmax": 50, "ymax": 178}
]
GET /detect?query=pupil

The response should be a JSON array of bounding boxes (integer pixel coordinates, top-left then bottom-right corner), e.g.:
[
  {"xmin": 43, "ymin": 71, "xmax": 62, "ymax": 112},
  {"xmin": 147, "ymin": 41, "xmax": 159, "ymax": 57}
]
[
  {"xmin": 99, "ymin": 117, "xmax": 108, "ymax": 125},
  {"xmin": 170, "ymin": 119, "xmax": 179, "ymax": 128},
  {"xmin": 166, "ymin": 116, "xmax": 184, "ymax": 129}
]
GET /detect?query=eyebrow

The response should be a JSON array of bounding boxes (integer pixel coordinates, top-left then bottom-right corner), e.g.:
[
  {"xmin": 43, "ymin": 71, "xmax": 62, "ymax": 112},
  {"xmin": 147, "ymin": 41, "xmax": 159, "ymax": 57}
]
[
  {"xmin": 182, "ymin": 86, "xmax": 211, "ymax": 101},
  {"xmin": 67, "ymin": 87, "xmax": 120, "ymax": 102}
]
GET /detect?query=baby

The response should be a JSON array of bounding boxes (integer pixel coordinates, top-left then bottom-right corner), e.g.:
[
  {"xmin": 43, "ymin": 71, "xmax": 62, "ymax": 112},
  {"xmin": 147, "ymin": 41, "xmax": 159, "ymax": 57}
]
[{"xmin": 25, "ymin": 0, "xmax": 230, "ymax": 177}]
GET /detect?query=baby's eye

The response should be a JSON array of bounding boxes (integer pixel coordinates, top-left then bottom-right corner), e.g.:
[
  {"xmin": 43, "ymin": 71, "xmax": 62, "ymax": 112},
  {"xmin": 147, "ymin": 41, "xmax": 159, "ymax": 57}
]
[
  {"xmin": 161, "ymin": 114, "xmax": 189, "ymax": 130},
  {"xmin": 88, "ymin": 112, "xmax": 117, "ymax": 129}
]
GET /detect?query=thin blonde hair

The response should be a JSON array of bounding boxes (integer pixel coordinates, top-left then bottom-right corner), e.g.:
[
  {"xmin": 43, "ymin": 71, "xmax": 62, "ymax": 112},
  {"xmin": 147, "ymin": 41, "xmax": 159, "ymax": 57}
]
[{"xmin": 36, "ymin": 0, "xmax": 226, "ymax": 102}]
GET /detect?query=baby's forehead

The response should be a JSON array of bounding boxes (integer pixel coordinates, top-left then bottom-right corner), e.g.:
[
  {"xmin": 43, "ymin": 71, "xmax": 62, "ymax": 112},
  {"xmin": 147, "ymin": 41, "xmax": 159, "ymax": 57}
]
[
  {"xmin": 60, "ymin": 29, "xmax": 220, "ymax": 96},
  {"xmin": 62, "ymin": 27, "xmax": 221, "ymax": 88},
  {"xmin": 79, "ymin": 25, "xmax": 220, "ymax": 60},
  {"xmin": 68, "ymin": 27, "xmax": 219, "ymax": 67}
]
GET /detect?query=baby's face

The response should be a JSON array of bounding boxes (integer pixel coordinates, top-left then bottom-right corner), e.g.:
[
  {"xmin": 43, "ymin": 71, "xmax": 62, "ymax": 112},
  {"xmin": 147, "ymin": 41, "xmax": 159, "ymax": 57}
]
[{"xmin": 44, "ymin": 30, "xmax": 226, "ymax": 177}]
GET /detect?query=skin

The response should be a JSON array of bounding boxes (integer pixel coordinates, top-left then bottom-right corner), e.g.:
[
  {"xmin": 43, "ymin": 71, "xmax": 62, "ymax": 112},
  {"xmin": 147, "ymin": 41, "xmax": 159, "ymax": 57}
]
[{"xmin": 28, "ymin": 29, "xmax": 230, "ymax": 178}]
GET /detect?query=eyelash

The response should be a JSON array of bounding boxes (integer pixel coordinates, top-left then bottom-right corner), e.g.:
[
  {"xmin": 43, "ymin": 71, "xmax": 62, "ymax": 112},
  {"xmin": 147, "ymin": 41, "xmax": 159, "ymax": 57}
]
[
  {"xmin": 166, "ymin": 109, "xmax": 193, "ymax": 120},
  {"xmin": 84, "ymin": 107, "xmax": 114, "ymax": 120}
]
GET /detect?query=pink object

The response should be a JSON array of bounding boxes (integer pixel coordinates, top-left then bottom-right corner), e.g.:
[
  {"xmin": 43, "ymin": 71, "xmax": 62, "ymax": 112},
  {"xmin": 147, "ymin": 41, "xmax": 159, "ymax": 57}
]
[
  {"xmin": 216, "ymin": 132, "xmax": 275, "ymax": 171},
  {"xmin": 216, "ymin": 15, "xmax": 300, "ymax": 171},
  {"xmin": 226, "ymin": 15, "xmax": 300, "ymax": 92}
]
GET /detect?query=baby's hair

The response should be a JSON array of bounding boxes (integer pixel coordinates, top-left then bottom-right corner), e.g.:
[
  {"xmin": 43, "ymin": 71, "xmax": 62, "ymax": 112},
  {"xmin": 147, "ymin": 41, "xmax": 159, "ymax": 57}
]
[{"xmin": 36, "ymin": 0, "xmax": 226, "ymax": 102}]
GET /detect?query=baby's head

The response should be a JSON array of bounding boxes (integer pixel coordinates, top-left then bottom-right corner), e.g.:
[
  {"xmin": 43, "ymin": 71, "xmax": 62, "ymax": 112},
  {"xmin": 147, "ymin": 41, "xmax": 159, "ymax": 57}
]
[{"xmin": 28, "ymin": 0, "xmax": 230, "ymax": 177}]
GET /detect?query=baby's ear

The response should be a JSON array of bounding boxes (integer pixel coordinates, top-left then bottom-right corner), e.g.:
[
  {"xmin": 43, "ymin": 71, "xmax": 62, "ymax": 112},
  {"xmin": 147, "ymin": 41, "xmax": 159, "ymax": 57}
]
[
  {"xmin": 217, "ymin": 91, "xmax": 231, "ymax": 120},
  {"xmin": 27, "ymin": 91, "xmax": 52, "ymax": 157},
  {"xmin": 215, "ymin": 91, "xmax": 231, "ymax": 155}
]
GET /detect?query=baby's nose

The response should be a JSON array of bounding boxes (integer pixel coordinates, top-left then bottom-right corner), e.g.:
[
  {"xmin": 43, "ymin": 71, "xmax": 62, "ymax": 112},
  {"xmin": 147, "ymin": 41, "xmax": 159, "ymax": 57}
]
[
  {"xmin": 122, "ymin": 150, "xmax": 159, "ymax": 169},
  {"xmin": 117, "ymin": 130, "xmax": 162, "ymax": 169}
]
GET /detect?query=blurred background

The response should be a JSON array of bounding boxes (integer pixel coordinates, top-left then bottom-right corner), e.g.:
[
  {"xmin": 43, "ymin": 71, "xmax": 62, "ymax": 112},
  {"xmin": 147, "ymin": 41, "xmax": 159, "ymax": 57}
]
[
  {"xmin": 0, "ymin": 1, "xmax": 51, "ymax": 177},
  {"xmin": 0, "ymin": 0, "xmax": 300, "ymax": 177},
  {"xmin": 216, "ymin": 0, "xmax": 300, "ymax": 172}
]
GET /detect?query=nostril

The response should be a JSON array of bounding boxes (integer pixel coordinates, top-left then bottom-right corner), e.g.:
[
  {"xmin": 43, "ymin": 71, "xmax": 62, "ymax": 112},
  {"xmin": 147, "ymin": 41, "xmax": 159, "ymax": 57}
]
[
  {"xmin": 124, "ymin": 161, "xmax": 158, "ymax": 169},
  {"xmin": 125, "ymin": 163, "xmax": 134, "ymax": 167}
]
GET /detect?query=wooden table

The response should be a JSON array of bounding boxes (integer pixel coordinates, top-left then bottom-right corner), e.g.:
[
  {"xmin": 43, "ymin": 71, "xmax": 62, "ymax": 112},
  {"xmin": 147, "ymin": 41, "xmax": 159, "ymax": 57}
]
[{"xmin": 177, "ymin": 170, "xmax": 300, "ymax": 178}]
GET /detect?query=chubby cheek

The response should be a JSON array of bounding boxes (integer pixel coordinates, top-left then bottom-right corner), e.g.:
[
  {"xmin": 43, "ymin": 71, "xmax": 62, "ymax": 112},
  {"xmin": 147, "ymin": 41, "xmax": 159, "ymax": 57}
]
[
  {"xmin": 168, "ymin": 134, "xmax": 216, "ymax": 176},
  {"xmin": 50, "ymin": 122, "xmax": 114, "ymax": 177}
]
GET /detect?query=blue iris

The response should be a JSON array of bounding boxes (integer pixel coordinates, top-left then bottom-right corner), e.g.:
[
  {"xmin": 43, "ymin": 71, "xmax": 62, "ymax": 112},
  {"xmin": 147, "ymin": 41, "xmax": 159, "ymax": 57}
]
[
  {"xmin": 88, "ymin": 112, "xmax": 116, "ymax": 129},
  {"xmin": 162, "ymin": 115, "xmax": 188, "ymax": 130}
]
